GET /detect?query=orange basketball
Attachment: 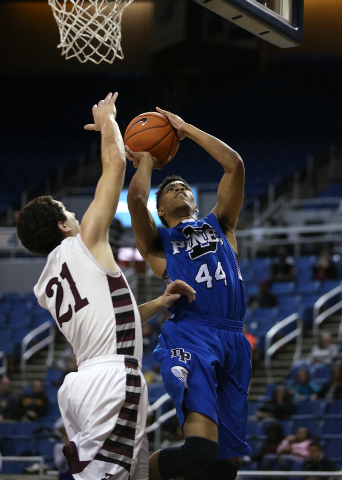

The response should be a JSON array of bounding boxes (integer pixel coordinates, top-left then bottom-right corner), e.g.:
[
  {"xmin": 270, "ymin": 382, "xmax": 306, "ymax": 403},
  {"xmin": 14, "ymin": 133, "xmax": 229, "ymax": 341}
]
[{"xmin": 124, "ymin": 112, "xmax": 180, "ymax": 166}]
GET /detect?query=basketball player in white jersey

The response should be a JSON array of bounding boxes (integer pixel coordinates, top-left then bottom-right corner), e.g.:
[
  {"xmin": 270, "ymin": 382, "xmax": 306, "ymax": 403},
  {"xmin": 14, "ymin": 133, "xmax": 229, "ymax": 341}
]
[{"xmin": 16, "ymin": 92, "xmax": 196, "ymax": 480}]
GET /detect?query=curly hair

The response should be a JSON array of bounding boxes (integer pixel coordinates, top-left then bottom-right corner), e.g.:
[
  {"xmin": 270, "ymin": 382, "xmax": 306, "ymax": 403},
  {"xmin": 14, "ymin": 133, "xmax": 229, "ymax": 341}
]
[
  {"xmin": 155, "ymin": 175, "xmax": 190, "ymax": 227},
  {"xmin": 17, "ymin": 196, "xmax": 67, "ymax": 256}
]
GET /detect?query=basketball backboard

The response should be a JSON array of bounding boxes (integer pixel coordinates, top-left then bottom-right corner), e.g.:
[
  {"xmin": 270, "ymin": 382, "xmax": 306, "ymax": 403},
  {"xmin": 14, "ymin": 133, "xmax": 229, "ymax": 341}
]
[{"xmin": 192, "ymin": 0, "xmax": 304, "ymax": 48}]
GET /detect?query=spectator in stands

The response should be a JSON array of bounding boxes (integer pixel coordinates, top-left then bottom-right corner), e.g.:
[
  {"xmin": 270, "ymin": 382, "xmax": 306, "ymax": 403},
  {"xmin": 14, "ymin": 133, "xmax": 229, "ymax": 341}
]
[
  {"xmin": 256, "ymin": 385, "xmax": 295, "ymax": 420},
  {"xmin": 291, "ymin": 368, "xmax": 319, "ymax": 401},
  {"xmin": 142, "ymin": 322, "xmax": 159, "ymax": 355},
  {"xmin": 314, "ymin": 362, "xmax": 342, "ymax": 402},
  {"xmin": 307, "ymin": 332, "xmax": 339, "ymax": 365},
  {"xmin": 243, "ymin": 325, "xmax": 261, "ymax": 370},
  {"xmin": 0, "ymin": 376, "xmax": 18, "ymax": 421},
  {"xmin": 16, "ymin": 380, "xmax": 49, "ymax": 421},
  {"xmin": 269, "ymin": 247, "xmax": 295, "ymax": 282},
  {"xmin": 312, "ymin": 249, "xmax": 338, "ymax": 281},
  {"xmin": 248, "ymin": 279, "xmax": 278, "ymax": 309},
  {"xmin": 260, "ymin": 427, "xmax": 311, "ymax": 473},
  {"xmin": 242, "ymin": 421, "xmax": 285, "ymax": 468},
  {"xmin": 302, "ymin": 441, "xmax": 335, "ymax": 480}
]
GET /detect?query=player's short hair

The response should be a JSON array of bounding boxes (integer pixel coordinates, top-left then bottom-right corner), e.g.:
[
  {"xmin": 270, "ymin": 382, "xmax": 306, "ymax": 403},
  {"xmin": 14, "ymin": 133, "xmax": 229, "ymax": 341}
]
[
  {"xmin": 17, "ymin": 196, "xmax": 67, "ymax": 256},
  {"xmin": 155, "ymin": 175, "xmax": 191, "ymax": 227}
]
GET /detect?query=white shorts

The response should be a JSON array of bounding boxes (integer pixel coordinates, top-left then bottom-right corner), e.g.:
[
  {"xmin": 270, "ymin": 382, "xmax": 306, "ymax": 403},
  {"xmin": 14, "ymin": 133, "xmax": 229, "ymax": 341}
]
[{"xmin": 58, "ymin": 355, "xmax": 148, "ymax": 480}]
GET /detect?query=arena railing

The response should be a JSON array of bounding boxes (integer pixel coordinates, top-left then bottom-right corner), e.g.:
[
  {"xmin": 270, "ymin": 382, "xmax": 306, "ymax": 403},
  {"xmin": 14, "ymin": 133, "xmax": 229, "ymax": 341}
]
[
  {"xmin": 21, "ymin": 321, "xmax": 55, "ymax": 386},
  {"xmin": 1, "ymin": 456, "xmax": 45, "ymax": 476},
  {"xmin": 235, "ymin": 223, "xmax": 342, "ymax": 258},
  {"xmin": 313, "ymin": 283, "xmax": 342, "ymax": 340},
  {"xmin": 265, "ymin": 313, "xmax": 303, "ymax": 382}
]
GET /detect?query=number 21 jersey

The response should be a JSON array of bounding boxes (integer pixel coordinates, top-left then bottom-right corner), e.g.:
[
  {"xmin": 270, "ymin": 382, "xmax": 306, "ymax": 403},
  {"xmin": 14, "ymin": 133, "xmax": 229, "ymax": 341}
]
[
  {"xmin": 158, "ymin": 212, "xmax": 246, "ymax": 322},
  {"xmin": 34, "ymin": 234, "xmax": 142, "ymax": 365}
]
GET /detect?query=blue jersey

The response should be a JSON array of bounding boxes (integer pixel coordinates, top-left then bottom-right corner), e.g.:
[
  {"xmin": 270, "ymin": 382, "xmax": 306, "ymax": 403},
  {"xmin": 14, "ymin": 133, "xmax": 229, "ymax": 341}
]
[{"xmin": 158, "ymin": 212, "xmax": 246, "ymax": 321}]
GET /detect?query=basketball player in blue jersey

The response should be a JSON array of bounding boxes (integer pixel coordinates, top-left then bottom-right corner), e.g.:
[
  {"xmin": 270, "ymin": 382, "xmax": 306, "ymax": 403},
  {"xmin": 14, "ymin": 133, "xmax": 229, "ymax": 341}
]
[{"xmin": 126, "ymin": 107, "xmax": 251, "ymax": 480}]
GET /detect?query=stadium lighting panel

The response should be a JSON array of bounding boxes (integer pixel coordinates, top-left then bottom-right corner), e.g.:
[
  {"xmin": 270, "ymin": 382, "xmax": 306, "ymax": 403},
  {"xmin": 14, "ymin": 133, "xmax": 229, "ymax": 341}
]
[{"xmin": 193, "ymin": 0, "xmax": 304, "ymax": 48}]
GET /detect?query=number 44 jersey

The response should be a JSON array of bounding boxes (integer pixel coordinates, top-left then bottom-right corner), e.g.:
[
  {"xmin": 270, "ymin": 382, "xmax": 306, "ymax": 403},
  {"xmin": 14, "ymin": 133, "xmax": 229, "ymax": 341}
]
[
  {"xmin": 34, "ymin": 234, "xmax": 142, "ymax": 365},
  {"xmin": 159, "ymin": 213, "xmax": 246, "ymax": 322}
]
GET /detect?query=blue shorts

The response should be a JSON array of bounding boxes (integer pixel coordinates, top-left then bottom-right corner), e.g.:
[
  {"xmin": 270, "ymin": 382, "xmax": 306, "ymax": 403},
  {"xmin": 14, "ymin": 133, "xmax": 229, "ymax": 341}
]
[{"xmin": 153, "ymin": 311, "xmax": 252, "ymax": 460}]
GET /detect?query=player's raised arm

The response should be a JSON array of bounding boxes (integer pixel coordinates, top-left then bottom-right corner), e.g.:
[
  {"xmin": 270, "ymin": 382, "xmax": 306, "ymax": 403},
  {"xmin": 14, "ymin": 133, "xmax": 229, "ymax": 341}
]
[
  {"xmin": 126, "ymin": 149, "xmax": 166, "ymax": 276},
  {"xmin": 81, "ymin": 92, "xmax": 126, "ymax": 264},
  {"xmin": 156, "ymin": 107, "xmax": 245, "ymax": 238}
]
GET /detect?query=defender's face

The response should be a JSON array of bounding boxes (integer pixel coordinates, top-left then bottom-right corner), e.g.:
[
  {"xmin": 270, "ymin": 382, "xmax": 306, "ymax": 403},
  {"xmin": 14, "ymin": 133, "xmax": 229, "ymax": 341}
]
[
  {"xmin": 56, "ymin": 201, "xmax": 80, "ymax": 236},
  {"xmin": 158, "ymin": 181, "xmax": 198, "ymax": 219}
]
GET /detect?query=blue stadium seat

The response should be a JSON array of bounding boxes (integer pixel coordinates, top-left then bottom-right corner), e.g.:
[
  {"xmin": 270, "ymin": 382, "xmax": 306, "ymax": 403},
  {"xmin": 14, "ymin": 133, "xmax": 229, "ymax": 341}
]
[
  {"xmin": 271, "ymin": 282, "xmax": 295, "ymax": 296},
  {"xmin": 46, "ymin": 401, "xmax": 61, "ymax": 418},
  {"xmin": 36, "ymin": 439, "xmax": 56, "ymax": 457},
  {"xmin": 7, "ymin": 313, "xmax": 32, "ymax": 328},
  {"xmin": 295, "ymin": 400, "xmax": 326, "ymax": 416},
  {"xmin": 1, "ymin": 461, "xmax": 27, "ymax": 474},
  {"xmin": 247, "ymin": 402, "xmax": 261, "ymax": 417},
  {"xmin": 324, "ymin": 439, "xmax": 342, "ymax": 461},
  {"xmin": 148, "ymin": 385, "xmax": 166, "ymax": 403},
  {"xmin": 325, "ymin": 401, "xmax": 342, "ymax": 414},
  {"xmin": 309, "ymin": 363, "xmax": 331, "ymax": 380},
  {"xmin": 296, "ymin": 282, "xmax": 322, "ymax": 295},
  {"xmin": 0, "ymin": 422, "xmax": 16, "ymax": 435},
  {"xmin": 247, "ymin": 420, "xmax": 262, "ymax": 436},
  {"xmin": 16, "ymin": 421, "xmax": 40, "ymax": 435},
  {"xmin": 323, "ymin": 418, "xmax": 342, "ymax": 435},
  {"xmin": 10, "ymin": 438, "xmax": 36, "ymax": 456}
]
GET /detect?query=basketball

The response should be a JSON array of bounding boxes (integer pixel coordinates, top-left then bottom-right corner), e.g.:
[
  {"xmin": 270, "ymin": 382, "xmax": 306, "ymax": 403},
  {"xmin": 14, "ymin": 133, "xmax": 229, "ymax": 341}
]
[{"xmin": 124, "ymin": 112, "xmax": 180, "ymax": 166}]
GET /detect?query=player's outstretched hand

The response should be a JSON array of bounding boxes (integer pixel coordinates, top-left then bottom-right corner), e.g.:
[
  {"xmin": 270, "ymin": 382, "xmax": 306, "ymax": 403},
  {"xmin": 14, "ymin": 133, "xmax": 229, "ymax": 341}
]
[
  {"xmin": 125, "ymin": 146, "xmax": 162, "ymax": 170},
  {"xmin": 162, "ymin": 280, "xmax": 196, "ymax": 308},
  {"xmin": 156, "ymin": 107, "xmax": 187, "ymax": 140},
  {"xmin": 84, "ymin": 92, "xmax": 118, "ymax": 131}
]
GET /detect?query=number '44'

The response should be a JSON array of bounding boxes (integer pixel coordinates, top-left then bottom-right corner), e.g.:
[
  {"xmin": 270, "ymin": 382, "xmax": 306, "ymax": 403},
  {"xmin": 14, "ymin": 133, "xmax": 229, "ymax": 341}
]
[{"xmin": 195, "ymin": 262, "xmax": 227, "ymax": 289}]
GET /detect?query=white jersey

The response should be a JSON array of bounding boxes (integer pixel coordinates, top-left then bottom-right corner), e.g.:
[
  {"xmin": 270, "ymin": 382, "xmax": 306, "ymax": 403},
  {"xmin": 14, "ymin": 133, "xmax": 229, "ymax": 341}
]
[{"xmin": 34, "ymin": 234, "xmax": 142, "ymax": 366}]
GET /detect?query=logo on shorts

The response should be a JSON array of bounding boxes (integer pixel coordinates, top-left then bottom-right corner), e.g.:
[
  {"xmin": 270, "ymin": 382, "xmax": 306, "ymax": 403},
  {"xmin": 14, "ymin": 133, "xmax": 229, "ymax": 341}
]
[
  {"xmin": 171, "ymin": 348, "xmax": 191, "ymax": 363},
  {"xmin": 101, "ymin": 474, "xmax": 113, "ymax": 480},
  {"xmin": 171, "ymin": 366, "xmax": 189, "ymax": 390}
]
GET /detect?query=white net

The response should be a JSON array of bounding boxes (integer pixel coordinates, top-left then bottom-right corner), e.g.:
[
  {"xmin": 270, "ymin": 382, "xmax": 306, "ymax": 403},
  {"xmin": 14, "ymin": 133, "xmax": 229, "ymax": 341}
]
[{"xmin": 48, "ymin": 0, "xmax": 134, "ymax": 64}]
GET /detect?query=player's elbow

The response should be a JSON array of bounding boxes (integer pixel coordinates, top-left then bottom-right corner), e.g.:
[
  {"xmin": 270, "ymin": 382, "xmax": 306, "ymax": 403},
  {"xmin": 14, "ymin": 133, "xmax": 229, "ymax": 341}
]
[{"xmin": 127, "ymin": 190, "xmax": 146, "ymax": 211}]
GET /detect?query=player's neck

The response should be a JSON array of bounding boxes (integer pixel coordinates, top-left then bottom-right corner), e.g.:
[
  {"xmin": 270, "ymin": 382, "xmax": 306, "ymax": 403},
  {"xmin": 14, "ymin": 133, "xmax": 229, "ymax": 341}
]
[{"xmin": 167, "ymin": 214, "xmax": 197, "ymax": 228}]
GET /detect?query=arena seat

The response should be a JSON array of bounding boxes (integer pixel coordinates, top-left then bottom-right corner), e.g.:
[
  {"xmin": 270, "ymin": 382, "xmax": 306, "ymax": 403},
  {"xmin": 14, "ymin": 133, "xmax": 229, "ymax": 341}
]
[
  {"xmin": 325, "ymin": 401, "xmax": 342, "ymax": 414},
  {"xmin": 291, "ymin": 417, "xmax": 324, "ymax": 436},
  {"xmin": 294, "ymin": 400, "xmax": 326, "ymax": 416},
  {"xmin": 324, "ymin": 438, "xmax": 342, "ymax": 462},
  {"xmin": 16, "ymin": 421, "xmax": 40, "ymax": 436},
  {"xmin": 0, "ymin": 422, "xmax": 17, "ymax": 436},
  {"xmin": 323, "ymin": 418, "xmax": 342, "ymax": 435}
]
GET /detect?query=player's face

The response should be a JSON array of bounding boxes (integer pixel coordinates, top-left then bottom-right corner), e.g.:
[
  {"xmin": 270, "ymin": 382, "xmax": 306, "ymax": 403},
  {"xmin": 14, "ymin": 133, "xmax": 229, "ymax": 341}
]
[
  {"xmin": 56, "ymin": 201, "xmax": 80, "ymax": 236},
  {"xmin": 158, "ymin": 181, "xmax": 198, "ymax": 219}
]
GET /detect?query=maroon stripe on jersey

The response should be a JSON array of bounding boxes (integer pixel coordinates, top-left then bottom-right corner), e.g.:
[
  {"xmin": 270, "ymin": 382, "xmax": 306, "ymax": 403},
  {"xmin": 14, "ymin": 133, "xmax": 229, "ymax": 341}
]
[
  {"xmin": 103, "ymin": 440, "xmax": 134, "ymax": 459},
  {"xmin": 126, "ymin": 374, "xmax": 141, "ymax": 387},
  {"xmin": 125, "ymin": 357, "xmax": 139, "ymax": 369},
  {"xmin": 119, "ymin": 406, "xmax": 138, "ymax": 422},
  {"xmin": 106, "ymin": 274, "xmax": 136, "ymax": 357},
  {"xmin": 117, "ymin": 329, "xmax": 135, "ymax": 342},
  {"xmin": 125, "ymin": 391, "xmax": 141, "ymax": 405},
  {"xmin": 112, "ymin": 298, "xmax": 133, "ymax": 308},
  {"xmin": 112, "ymin": 424, "xmax": 136, "ymax": 441},
  {"xmin": 94, "ymin": 453, "xmax": 131, "ymax": 472},
  {"xmin": 116, "ymin": 315, "xmax": 135, "ymax": 326},
  {"xmin": 106, "ymin": 274, "xmax": 129, "ymax": 294},
  {"xmin": 115, "ymin": 310, "xmax": 134, "ymax": 320},
  {"xmin": 117, "ymin": 347, "xmax": 135, "ymax": 355}
]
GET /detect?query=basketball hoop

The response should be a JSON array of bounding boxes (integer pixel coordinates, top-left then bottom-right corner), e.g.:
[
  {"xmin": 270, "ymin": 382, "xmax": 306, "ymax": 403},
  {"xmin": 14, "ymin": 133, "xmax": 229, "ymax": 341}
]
[{"xmin": 48, "ymin": 0, "xmax": 134, "ymax": 64}]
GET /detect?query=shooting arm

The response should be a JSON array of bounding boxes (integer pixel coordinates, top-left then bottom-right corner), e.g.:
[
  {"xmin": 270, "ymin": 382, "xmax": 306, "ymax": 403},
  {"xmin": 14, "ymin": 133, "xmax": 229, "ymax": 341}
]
[
  {"xmin": 127, "ymin": 153, "xmax": 165, "ymax": 276},
  {"xmin": 184, "ymin": 124, "xmax": 244, "ymax": 233}
]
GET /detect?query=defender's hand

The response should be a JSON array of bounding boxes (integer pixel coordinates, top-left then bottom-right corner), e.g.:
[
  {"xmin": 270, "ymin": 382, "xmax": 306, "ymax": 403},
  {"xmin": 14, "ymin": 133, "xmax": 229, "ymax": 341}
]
[
  {"xmin": 156, "ymin": 107, "xmax": 187, "ymax": 140},
  {"xmin": 84, "ymin": 92, "xmax": 118, "ymax": 131},
  {"xmin": 162, "ymin": 280, "xmax": 196, "ymax": 308},
  {"xmin": 125, "ymin": 146, "xmax": 162, "ymax": 170}
]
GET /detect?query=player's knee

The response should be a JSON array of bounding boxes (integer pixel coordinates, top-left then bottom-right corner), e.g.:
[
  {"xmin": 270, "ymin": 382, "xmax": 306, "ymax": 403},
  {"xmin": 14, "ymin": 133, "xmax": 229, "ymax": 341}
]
[{"xmin": 158, "ymin": 436, "xmax": 218, "ymax": 479}]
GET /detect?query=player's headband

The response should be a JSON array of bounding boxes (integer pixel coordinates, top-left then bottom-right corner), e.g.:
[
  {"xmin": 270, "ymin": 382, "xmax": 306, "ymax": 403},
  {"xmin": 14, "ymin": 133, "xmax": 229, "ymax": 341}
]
[{"xmin": 163, "ymin": 181, "xmax": 189, "ymax": 191}]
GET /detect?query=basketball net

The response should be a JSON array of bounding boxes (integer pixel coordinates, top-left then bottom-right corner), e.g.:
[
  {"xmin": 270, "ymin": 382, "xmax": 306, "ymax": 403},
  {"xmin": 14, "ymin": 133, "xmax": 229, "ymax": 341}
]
[{"xmin": 48, "ymin": 0, "xmax": 134, "ymax": 64}]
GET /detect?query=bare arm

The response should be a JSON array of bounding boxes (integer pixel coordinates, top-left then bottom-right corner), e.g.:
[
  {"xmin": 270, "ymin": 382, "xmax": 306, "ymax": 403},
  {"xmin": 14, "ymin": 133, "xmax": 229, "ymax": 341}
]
[
  {"xmin": 80, "ymin": 92, "xmax": 126, "ymax": 270},
  {"xmin": 156, "ymin": 108, "xmax": 245, "ymax": 250},
  {"xmin": 126, "ymin": 150, "xmax": 166, "ymax": 277},
  {"xmin": 138, "ymin": 280, "xmax": 196, "ymax": 324}
]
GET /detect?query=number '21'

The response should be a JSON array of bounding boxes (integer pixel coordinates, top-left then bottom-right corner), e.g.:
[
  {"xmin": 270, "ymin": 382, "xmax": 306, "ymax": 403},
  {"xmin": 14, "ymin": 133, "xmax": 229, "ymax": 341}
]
[{"xmin": 45, "ymin": 262, "xmax": 89, "ymax": 327}]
